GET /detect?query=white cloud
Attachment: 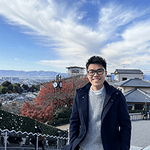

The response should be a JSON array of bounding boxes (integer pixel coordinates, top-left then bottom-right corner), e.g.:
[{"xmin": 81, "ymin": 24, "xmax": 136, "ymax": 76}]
[
  {"xmin": 101, "ymin": 19, "xmax": 150, "ymax": 73},
  {"xmin": 0, "ymin": 0, "xmax": 150, "ymax": 73}
]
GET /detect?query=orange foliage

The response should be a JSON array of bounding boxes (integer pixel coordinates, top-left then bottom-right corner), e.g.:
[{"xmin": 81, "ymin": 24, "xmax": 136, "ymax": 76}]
[{"xmin": 21, "ymin": 76, "xmax": 88, "ymax": 123}]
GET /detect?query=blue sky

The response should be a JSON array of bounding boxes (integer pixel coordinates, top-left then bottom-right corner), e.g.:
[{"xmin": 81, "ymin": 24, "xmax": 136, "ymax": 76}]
[{"xmin": 0, "ymin": 0, "xmax": 150, "ymax": 74}]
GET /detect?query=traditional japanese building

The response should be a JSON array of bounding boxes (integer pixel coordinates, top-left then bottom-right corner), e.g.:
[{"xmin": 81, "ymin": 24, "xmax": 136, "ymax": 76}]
[
  {"xmin": 66, "ymin": 66, "xmax": 85, "ymax": 76},
  {"xmin": 115, "ymin": 78, "xmax": 150, "ymax": 110},
  {"xmin": 114, "ymin": 69, "xmax": 143, "ymax": 82}
]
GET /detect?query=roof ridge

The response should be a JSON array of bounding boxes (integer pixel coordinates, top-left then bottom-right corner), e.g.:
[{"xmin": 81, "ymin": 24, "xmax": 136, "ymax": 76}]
[
  {"xmin": 137, "ymin": 88, "xmax": 150, "ymax": 98},
  {"xmin": 124, "ymin": 88, "xmax": 137, "ymax": 96}
]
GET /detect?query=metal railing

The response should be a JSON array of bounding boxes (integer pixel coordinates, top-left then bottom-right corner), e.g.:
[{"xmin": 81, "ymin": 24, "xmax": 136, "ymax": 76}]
[
  {"xmin": 130, "ymin": 113, "xmax": 150, "ymax": 121},
  {"xmin": 0, "ymin": 129, "xmax": 68, "ymax": 150}
]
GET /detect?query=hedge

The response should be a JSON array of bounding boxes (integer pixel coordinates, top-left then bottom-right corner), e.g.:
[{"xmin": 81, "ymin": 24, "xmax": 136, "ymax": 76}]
[
  {"xmin": 48, "ymin": 107, "xmax": 71, "ymax": 126},
  {"xmin": 0, "ymin": 109, "xmax": 64, "ymax": 136}
]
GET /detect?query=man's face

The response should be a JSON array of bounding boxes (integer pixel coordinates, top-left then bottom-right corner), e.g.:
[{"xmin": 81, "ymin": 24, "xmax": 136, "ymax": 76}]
[{"xmin": 86, "ymin": 63, "xmax": 107, "ymax": 91}]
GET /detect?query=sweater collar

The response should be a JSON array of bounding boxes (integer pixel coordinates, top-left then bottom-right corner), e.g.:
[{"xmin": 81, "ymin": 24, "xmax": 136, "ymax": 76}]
[
  {"xmin": 77, "ymin": 81, "xmax": 116, "ymax": 97},
  {"xmin": 90, "ymin": 85, "xmax": 104, "ymax": 95}
]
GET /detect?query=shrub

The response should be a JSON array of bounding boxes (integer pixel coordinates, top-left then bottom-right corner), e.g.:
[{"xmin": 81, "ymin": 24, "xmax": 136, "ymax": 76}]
[
  {"xmin": 129, "ymin": 109, "xmax": 143, "ymax": 113},
  {"xmin": 0, "ymin": 110, "xmax": 64, "ymax": 136},
  {"xmin": 7, "ymin": 137, "xmax": 22, "ymax": 144},
  {"xmin": 53, "ymin": 107, "xmax": 72, "ymax": 119},
  {"xmin": 48, "ymin": 107, "xmax": 72, "ymax": 126}
]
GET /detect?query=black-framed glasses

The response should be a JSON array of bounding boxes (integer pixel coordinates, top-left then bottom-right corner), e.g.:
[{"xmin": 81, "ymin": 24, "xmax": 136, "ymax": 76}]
[{"xmin": 87, "ymin": 68, "xmax": 105, "ymax": 76}]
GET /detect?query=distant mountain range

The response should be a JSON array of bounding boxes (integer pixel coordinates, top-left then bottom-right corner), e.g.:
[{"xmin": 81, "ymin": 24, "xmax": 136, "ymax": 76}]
[
  {"xmin": 0, "ymin": 70, "xmax": 69, "ymax": 78},
  {"xmin": 0, "ymin": 70, "xmax": 150, "ymax": 81}
]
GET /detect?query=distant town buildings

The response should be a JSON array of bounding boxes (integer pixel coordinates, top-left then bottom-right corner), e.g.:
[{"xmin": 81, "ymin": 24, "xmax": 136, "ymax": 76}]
[
  {"xmin": 0, "ymin": 77, "xmax": 52, "ymax": 86},
  {"xmin": 0, "ymin": 92, "xmax": 38, "ymax": 114},
  {"xmin": 1, "ymin": 68, "xmax": 150, "ymax": 112}
]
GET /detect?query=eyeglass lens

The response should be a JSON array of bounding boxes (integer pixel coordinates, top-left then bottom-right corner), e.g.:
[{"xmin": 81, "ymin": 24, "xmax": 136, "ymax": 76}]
[{"xmin": 88, "ymin": 68, "xmax": 105, "ymax": 75}]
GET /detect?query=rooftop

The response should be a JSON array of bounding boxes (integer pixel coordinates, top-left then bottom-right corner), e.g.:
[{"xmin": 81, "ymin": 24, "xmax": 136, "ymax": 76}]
[
  {"xmin": 114, "ymin": 69, "xmax": 143, "ymax": 74},
  {"xmin": 66, "ymin": 66, "xmax": 85, "ymax": 69},
  {"xmin": 115, "ymin": 78, "xmax": 150, "ymax": 87},
  {"xmin": 124, "ymin": 88, "xmax": 150, "ymax": 103}
]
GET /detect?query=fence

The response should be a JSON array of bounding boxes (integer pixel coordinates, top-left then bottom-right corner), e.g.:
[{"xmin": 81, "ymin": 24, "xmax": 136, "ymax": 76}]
[
  {"xmin": 130, "ymin": 112, "xmax": 150, "ymax": 121},
  {"xmin": 0, "ymin": 129, "xmax": 68, "ymax": 150},
  {"xmin": 1, "ymin": 113, "xmax": 149, "ymax": 150}
]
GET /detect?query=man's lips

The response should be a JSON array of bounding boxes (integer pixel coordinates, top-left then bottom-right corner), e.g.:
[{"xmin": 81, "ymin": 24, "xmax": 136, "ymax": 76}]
[{"xmin": 92, "ymin": 78, "xmax": 101, "ymax": 81}]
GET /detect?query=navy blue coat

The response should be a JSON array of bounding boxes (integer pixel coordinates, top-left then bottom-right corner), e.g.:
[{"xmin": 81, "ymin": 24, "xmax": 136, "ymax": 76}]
[{"xmin": 69, "ymin": 81, "xmax": 131, "ymax": 150}]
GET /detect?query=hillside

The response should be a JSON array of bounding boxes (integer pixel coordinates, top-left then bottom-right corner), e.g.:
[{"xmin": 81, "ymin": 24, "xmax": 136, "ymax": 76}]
[{"xmin": 0, "ymin": 109, "xmax": 63, "ymax": 135}]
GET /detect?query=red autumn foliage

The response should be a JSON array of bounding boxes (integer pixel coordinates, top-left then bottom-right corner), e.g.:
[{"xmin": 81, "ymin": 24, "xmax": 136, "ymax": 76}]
[{"xmin": 21, "ymin": 76, "xmax": 88, "ymax": 123}]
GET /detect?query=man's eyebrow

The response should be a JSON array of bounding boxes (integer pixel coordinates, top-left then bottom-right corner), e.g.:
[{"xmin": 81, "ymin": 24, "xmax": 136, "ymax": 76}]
[{"xmin": 89, "ymin": 68, "xmax": 104, "ymax": 71}]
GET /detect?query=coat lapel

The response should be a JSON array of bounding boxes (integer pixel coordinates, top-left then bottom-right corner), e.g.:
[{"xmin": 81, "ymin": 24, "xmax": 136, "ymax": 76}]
[
  {"xmin": 80, "ymin": 89, "xmax": 89, "ymax": 129},
  {"xmin": 101, "ymin": 81, "xmax": 116, "ymax": 123},
  {"xmin": 101, "ymin": 93, "xmax": 112, "ymax": 123},
  {"xmin": 77, "ymin": 83, "xmax": 90, "ymax": 130}
]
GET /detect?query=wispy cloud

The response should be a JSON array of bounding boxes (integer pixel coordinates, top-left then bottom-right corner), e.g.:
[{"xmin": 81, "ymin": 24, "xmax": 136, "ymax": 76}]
[
  {"xmin": 101, "ymin": 18, "xmax": 150, "ymax": 72},
  {"xmin": 0, "ymin": 0, "xmax": 150, "ymax": 73}
]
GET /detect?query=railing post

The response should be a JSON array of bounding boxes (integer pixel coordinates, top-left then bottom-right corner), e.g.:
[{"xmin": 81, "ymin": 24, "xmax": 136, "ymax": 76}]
[
  {"xmin": 57, "ymin": 137, "xmax": 59, "ymax": 150},
  {"xmin": 4, "ymin": 131, "xmax": 7, "ymax": 150},
  {"xmin": 36, "ymin": 135, "xmax": 38, "ymax": 150}
]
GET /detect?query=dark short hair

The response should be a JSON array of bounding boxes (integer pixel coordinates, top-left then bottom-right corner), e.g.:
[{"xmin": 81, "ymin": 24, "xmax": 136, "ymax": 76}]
[{"xmin": 86, "ymin": 56, "xmax": 107, "ymax": 70}]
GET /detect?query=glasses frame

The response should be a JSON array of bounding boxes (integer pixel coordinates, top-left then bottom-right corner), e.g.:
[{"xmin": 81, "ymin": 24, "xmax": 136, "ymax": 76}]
[{"xmin": 87, "ymin": 68, "xmax": 105, "ymax": 76}]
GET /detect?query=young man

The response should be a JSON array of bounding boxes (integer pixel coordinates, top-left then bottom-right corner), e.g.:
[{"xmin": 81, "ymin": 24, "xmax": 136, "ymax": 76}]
[
  {"xmin": 69, "ymin": 56, "xmax": 131, "ymax": 150},
  {"xmin": 34, "ymin": 124, "xmax": 45, "ymax": 150}
]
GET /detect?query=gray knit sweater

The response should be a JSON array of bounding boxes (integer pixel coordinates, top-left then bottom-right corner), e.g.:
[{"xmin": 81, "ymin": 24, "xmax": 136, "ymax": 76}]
[{"xmin": 79, "ymin": 86, "xmax": 106, "ymax": 150}]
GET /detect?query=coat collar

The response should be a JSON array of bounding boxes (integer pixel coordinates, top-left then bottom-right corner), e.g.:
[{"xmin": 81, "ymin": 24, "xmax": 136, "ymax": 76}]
[
  {"xmin": 77, "ymin": 81, "xmax": 117, "ymax": 126},
  {"xmin": 77, "ymin": 81, "xmax": 116, "ymax": 96}
]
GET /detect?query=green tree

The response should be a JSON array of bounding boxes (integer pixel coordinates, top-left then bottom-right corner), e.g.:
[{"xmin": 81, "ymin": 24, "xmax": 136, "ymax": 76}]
[
  {"xmin": 22, "ymin": 84, "xmax": 29, "ymax": 91},
  {"xmin": 28, "ymin": 85, "xmax": 39, "ymax": 92},
  {"xmin": 0, "ymin": 86, "xmax": 2, "ymax": 94},
  {"xmin": 0, "ymin": 102, "xmax": 2, "ymax": 108},
  {"xmin": 8, "ymin": 84, "xmax": 13, "ymax": 91},
  {"xmin": 2, "ymin": 81, "xmax": 11, "ymax": 87},
  {"xmin": 0, "ymin": 81, "xmax": 13, "ymax": 93},
  {"xmin": 13, "ymin": 83, "xmax": 23, "ymax": 94},
  {"xmin": 1, "ymin": 87, "xmax": 8, "ymax": 94}
]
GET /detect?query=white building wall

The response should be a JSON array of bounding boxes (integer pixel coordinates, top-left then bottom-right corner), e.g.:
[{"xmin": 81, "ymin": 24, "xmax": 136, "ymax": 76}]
[
  {"xmin": 118, "ymin": 87, "xmax": 133, "ymax": 93},
  {"xmin": 118, "ymin": 87, "xmax": 150, "ymax": 93},
  {"xmin": 67, "ymin": 68, "xmax": 85, "ymax": 76},
  {"xmin": 115, "ymin": 74, "xmax": 143, "ymax": 82}
]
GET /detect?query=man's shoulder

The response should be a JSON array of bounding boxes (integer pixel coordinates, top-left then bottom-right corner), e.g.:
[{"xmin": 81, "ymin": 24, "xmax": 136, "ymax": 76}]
[{"xmin": 104, "ymin": 81, "xmax": 123, "ymax": 96}]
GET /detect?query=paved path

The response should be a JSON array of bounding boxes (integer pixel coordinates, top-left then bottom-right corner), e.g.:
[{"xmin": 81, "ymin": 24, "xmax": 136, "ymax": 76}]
[
  {"xmin": 56, "ymin": 124, "xmax": 70, "ymax": 130},
  {"xmin": 1, "ymin": 120, "xmax": 150, "ymax": 150},
  {"xmin": 131, "ymin": 120, "xmax": 150, "ymax": 149},
  {"xmin": 57, "ymin": 120, "xmax": 150, "ymax": 150}
]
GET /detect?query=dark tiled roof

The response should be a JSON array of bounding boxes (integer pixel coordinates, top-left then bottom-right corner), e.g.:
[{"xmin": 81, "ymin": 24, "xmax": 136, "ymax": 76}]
[
  {"xmin": 115, "ymin": 78, "xmax": 150, "ymax": 87},
  {"xmin": 66, "ymin": 66, "xmax": 85, "ymax": 69},
  {"xmin": 114, "ymin": 69, "xmax": 143, "ymax": 74},
  {"xmin": 124, "ymin": 88, "xmax": 150, "ymax": 103}
]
